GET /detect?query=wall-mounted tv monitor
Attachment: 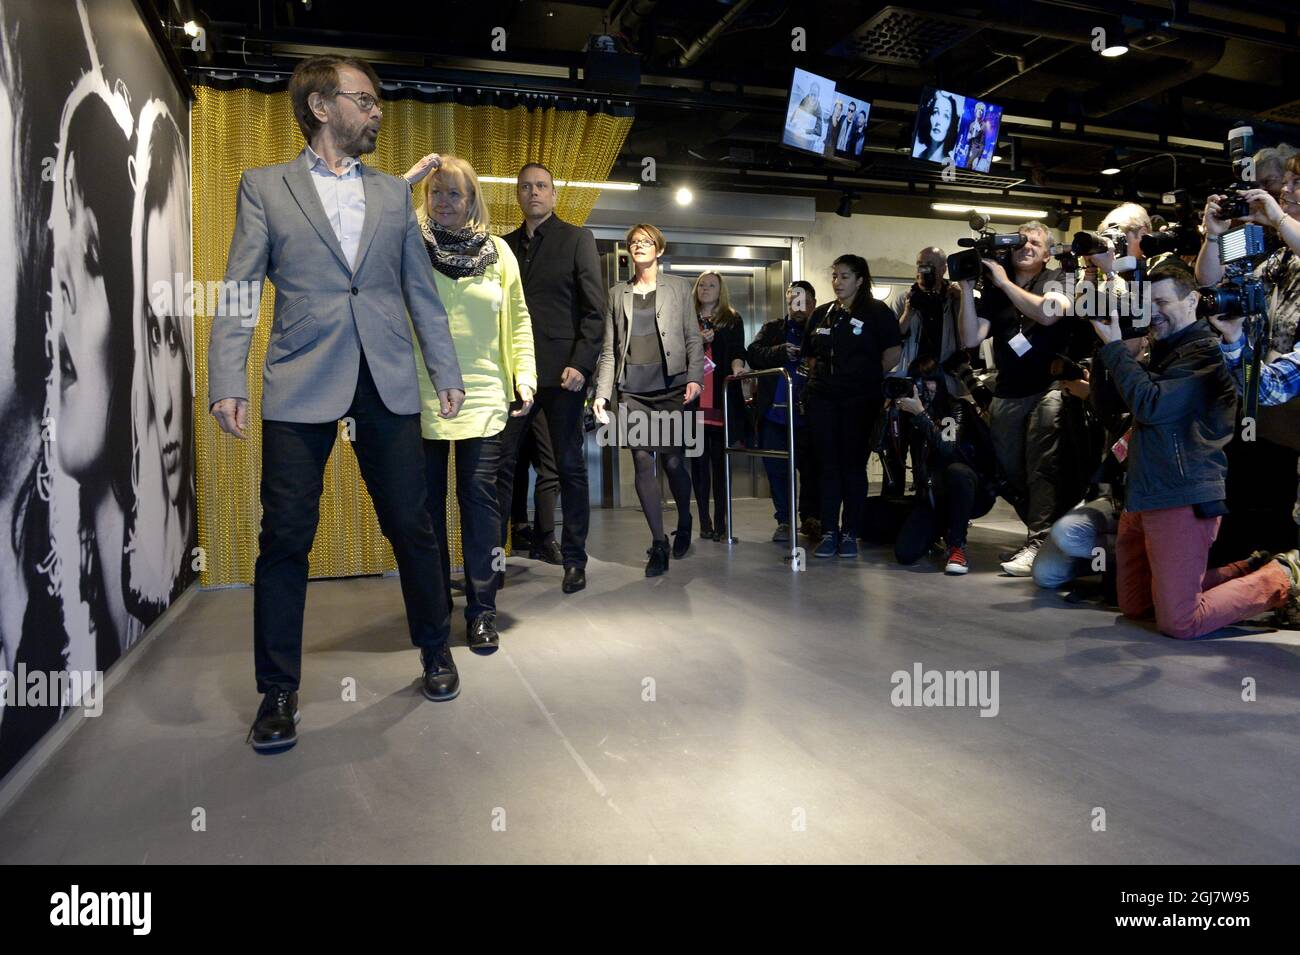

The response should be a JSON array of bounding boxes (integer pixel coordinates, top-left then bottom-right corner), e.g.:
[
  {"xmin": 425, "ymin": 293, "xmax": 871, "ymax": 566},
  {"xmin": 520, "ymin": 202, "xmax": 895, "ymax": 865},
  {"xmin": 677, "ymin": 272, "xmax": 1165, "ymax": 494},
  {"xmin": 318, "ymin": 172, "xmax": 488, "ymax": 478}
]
[
  {"xmin": 782, "ymin": 68, "xmax": 836, "ymax": 157},
  {"xmin": 826, "ymin": 91, "xmax": 872, "ymax": 161},
  {"xmin": 782, "ymin": 68, "xmax": 872, "ymax": 165},
  {"xmin": 911, "ymin": 87, "xmax": 1002, "ymax": 174}
]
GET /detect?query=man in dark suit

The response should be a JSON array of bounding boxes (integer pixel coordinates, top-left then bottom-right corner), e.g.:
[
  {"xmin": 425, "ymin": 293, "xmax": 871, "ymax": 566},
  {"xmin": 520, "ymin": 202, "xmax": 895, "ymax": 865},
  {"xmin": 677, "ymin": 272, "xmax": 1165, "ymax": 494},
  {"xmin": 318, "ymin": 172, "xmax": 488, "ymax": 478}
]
[{"xmin": 498, "ymin": 163, "xmax": 606, "ymax": 593}]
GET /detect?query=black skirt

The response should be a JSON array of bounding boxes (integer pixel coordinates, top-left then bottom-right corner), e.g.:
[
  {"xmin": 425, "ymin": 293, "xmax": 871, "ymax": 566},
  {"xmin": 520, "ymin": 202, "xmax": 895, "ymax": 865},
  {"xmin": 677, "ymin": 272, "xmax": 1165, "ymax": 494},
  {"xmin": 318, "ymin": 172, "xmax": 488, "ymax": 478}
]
[{"xmin": 616, "ymin": 384, "xmax": 690, "ymax": 452}]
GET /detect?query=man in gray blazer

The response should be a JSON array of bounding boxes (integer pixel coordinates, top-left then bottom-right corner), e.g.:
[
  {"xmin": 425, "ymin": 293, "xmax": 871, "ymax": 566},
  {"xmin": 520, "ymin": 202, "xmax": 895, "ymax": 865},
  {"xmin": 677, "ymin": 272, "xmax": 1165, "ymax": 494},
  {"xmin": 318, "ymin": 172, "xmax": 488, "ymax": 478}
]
[{"xmin": 208, "ymin": 55, "xmax": 466, "ymax": 754}]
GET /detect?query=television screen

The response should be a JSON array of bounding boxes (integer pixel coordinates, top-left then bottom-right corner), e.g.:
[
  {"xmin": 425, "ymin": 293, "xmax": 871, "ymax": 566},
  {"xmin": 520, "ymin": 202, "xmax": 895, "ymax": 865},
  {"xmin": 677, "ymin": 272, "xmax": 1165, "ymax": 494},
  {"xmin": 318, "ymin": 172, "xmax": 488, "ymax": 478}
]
[
  {"xmin": 912, "ymin": 88, "xmax": 1002, "ymax": 174},
  {"xmin": 825, "ymin": 92, "xmax": 872, "ymax": 161},
  {"xmin": 782, "ymin": 68, "xmax": 836, "ymax": 156}
]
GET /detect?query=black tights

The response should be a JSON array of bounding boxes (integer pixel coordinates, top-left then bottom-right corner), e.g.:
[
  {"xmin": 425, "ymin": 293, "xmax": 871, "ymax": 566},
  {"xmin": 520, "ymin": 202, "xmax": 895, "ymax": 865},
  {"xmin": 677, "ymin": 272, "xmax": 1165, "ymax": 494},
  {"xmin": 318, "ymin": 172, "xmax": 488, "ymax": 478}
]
[{"xmin": 632, "ymin": 448, "xmax": 693, "ymax": 541}]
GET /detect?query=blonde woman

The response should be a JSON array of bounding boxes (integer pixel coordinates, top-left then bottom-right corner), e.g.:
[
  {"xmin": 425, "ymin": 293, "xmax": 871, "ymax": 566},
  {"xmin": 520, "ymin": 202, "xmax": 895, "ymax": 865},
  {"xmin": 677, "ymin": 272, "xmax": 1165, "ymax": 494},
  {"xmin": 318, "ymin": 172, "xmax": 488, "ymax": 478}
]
[
  {"xmin": 690, "ymin": 271, "xmax": 747, "ymax": 542},
  {"xmin": 403, "ymin": 153, "xmax": 536, "ymax": 655}
]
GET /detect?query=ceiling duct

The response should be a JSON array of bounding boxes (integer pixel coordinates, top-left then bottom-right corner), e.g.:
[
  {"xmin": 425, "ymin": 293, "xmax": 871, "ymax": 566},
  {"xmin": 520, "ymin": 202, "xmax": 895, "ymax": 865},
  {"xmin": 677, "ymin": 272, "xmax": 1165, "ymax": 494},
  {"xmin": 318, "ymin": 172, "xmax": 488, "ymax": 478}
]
[{"xmin": 828, "ymin": 5, "xmax": 977, "ymax": 67}]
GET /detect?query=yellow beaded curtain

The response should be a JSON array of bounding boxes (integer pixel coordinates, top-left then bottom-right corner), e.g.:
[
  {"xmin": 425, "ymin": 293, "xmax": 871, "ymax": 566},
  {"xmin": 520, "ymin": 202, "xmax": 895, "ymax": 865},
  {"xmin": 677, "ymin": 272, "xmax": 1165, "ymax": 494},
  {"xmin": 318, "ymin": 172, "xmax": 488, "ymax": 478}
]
[{"xmin": 192, "ymin": 84, "xmax": 633, "ymax": 587}]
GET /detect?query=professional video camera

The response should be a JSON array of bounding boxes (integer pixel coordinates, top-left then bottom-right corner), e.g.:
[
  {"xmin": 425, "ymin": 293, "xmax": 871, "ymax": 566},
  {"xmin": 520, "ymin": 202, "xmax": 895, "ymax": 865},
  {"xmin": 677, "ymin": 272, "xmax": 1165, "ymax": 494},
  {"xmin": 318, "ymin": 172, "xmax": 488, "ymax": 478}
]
[
  {"xmin": 1140, "ymin": 222, "xmax": 1203, "ymax": 258},
  {"xmin": 1215, "ymin": 124, "xmax": 1257, "ymax": 221},
  {"xmin": 1196, "ymin": 222, "xmax": 1270, "ymax": 416},
  {"xmin": 947, "ymin": 212, "xmax": 1026, "ymax": 285}
]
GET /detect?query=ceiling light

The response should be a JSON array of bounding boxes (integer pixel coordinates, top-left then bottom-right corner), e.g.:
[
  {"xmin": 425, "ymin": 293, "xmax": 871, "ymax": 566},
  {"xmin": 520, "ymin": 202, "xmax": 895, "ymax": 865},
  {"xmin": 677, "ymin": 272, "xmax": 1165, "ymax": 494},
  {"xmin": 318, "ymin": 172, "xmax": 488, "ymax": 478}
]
[
  {"xmin": 183, "ymin": 20, "xmax": 200, "ymax": 36},
  {"xmin": 930, "ymin": 202, "xmax": 1049, "ymax": 219},
  {"xmin": 478, "ymin": 175, "xmax": 639, "ymax": 191},
  {"xmin": 675, "ymin": 186, "xmax": 694, "ymax": 206}
]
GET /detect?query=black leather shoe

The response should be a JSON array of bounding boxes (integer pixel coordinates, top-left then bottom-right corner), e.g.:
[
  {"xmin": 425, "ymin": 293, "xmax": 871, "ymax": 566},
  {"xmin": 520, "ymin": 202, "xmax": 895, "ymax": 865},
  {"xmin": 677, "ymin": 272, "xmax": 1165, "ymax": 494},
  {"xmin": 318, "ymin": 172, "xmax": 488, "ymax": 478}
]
[
  {"xmin": 247, "ymin": 689, "xmax": 298, "ymax": 753},
  {"xmin": 646, "ymin": 537, "xmax": 670, "ymax": 577},
  {"xmin": 466, "ymin": 613, "xmax": 499, "ymax": 655},
  {"xmin": 531, "ymin": 539, "xmax": 563, "ymax": 564},
  {"xmin": 562, "ymin": 565, "xmax": 586, "ymax": 593},
  {"xmin": 699, "ymin": 519, "xmax": 715, "ymax": 541},
  {"xmin": 672, "ymin": 516, "xmax": 692, "ymax": 559},
  {"xmin": 421, "ymin": 645, "xmax": 460, "ymax": 701}
]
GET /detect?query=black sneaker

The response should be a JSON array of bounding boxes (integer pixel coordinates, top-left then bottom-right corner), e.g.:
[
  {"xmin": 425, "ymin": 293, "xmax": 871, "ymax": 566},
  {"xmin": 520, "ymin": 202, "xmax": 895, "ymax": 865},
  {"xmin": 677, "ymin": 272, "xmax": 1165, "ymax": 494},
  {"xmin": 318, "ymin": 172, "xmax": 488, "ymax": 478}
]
[
  {"xmin": 421, "ymin": 645, "xmax": 460, "ymax": 701},
  {"xmin": 646, "ymin": 537, "xmax": 670, "ymax": 577},
  {"xmin": 247, "ymin": 689, "xmax": 299, "ymax": 753},
  {"xmin": 466, "ymin": 613, "xmax": 499, "ymax": 655}
]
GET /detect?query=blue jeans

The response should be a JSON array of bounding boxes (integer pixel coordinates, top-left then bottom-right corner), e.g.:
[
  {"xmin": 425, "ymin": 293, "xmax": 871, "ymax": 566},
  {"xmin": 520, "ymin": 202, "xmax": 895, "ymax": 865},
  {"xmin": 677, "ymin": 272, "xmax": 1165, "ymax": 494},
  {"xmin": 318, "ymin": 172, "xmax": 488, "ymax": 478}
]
[
  {"xmin": 1032, "ymin": 497, "xmax": 1118, "ymax": 589},
  {"xmin": 760, "ymin": 417, "xmax": 813, "ymax": 525}
]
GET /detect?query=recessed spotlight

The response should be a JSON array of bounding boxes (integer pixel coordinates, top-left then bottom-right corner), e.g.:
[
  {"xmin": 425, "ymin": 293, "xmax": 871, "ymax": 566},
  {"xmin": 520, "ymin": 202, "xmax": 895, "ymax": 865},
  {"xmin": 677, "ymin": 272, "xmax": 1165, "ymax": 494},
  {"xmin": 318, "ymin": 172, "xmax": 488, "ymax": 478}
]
[{"xmin": 675, "ymin": 186, "xmax": 693, "ymax": 206}]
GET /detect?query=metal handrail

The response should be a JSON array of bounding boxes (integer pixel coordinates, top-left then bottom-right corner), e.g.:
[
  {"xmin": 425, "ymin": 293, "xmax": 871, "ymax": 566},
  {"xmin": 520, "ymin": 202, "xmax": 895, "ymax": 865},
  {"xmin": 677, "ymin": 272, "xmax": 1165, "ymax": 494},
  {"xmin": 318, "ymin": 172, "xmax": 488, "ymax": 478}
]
[{"xmin": 722, "ymin": 367, "xmax": 799, "ymax": 569}]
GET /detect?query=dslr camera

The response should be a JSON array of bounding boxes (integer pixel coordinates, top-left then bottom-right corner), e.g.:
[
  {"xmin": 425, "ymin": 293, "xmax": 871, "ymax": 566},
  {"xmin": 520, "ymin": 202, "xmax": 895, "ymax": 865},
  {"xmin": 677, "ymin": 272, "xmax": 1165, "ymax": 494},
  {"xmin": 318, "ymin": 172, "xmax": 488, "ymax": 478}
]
[{"xmin": 1214, "ymin": 124, "xmax": 1257, "ymax": 221}]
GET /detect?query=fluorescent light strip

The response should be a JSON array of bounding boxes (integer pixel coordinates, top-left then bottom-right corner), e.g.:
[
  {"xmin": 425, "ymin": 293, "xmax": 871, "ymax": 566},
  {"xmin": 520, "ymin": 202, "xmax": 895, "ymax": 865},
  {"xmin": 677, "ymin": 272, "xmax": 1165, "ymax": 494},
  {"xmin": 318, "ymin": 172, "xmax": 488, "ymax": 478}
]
[
  {"xmin": 478, "ymin": 175, "xmax": 639, "ymax": 190},
  {"xmin": 665, "ymin": 263, "xmax": 766, "ymax": 273},
  {"xmin": 931, "ymin": 202, "xmax": 1049, "ymax": 219}
]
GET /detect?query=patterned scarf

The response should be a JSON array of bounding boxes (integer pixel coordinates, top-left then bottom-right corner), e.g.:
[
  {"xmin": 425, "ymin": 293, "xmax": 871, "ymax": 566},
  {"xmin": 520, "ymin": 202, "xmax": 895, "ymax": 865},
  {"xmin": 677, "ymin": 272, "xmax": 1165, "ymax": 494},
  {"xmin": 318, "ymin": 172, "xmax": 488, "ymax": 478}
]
[{"xmin": 421, "ymin": 219, "xmax": 498, "ymax": 279}]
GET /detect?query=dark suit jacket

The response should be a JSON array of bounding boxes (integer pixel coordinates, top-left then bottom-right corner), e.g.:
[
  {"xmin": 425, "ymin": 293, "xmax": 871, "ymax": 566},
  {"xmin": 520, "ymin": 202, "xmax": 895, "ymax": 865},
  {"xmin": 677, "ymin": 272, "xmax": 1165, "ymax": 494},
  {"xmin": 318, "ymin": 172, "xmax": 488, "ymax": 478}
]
[{"xmin": 503, "ymin": 213, "xmax": 606, "ymax": 388}]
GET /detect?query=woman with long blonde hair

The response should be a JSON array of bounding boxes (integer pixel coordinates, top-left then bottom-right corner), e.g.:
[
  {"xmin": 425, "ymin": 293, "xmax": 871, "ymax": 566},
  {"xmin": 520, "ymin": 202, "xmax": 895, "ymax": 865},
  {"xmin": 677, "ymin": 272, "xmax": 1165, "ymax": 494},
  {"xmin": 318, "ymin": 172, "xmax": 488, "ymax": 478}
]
[{"xmin": 690, "ymin": 271, "xmax": 747, "ymax": 541}]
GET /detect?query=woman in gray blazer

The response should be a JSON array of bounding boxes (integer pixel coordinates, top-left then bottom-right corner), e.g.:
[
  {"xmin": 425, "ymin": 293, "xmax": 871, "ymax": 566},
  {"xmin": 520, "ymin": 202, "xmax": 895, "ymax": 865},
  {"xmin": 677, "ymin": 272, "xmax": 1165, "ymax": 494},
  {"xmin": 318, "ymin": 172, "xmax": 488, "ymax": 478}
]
[{"xmin": 593, "ymin": 223, "xmax": 704, "ymax": 576}]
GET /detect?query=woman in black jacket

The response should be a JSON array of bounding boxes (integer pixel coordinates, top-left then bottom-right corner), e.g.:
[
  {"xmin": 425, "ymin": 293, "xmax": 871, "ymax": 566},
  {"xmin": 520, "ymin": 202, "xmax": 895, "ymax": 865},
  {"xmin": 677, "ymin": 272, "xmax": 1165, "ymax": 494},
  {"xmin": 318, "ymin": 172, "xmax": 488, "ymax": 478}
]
[
  {"xmin": 690, "ymin": 271, "xmax": 747, "ymax": 541},
  {"xmin": 804, "ymin": 255, "xmax": 903, "ymax": 558}
]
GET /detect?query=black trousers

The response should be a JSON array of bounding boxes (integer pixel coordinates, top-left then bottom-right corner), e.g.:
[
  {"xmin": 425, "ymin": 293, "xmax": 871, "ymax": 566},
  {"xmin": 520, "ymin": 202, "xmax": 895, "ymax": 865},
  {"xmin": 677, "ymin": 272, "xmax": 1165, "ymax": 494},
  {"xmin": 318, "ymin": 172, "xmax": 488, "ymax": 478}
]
[
  {"xmin": 806, "ymin": 392, "xmax": 878, "ymax": 537},
  {"xmin": 894, "ymin": 462, "xmax": 996, "ymax": 564},
  {"xmin": 424, "ymin": 434, "xmax": 503, "ymax": 622},
  {"xmin": 253, "ymin": 354, "xmax": 450, "ymax": 693},
  {"xmin": 690, "ymin": 426, "xmax": 727, "ymax": 530},
  {"xmin": 496, "ymin": 385, "xmax": 589, "ymax": 567}
]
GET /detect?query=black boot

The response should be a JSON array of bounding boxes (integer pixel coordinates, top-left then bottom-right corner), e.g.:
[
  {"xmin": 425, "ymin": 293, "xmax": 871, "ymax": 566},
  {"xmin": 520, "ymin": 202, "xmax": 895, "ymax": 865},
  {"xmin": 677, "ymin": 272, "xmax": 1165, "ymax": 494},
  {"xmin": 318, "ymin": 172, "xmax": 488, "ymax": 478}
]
[
  {"xmin": 247, "ymin": 689, "xmax": 298, "ymax": 753},
  {"xmin": 699, "ymin": 514, "xmax": 715, "ymax": 541},
  {"xmin": 421, "ymin": 645, "xmax": 460, "ymax": 701},
  {"xmin": 645, "ymin": 537, "xmax": 670, "ymax": 577},
  {"xmin": 672, "ymin": 515, "xmax": 692, "ymax": 559}
]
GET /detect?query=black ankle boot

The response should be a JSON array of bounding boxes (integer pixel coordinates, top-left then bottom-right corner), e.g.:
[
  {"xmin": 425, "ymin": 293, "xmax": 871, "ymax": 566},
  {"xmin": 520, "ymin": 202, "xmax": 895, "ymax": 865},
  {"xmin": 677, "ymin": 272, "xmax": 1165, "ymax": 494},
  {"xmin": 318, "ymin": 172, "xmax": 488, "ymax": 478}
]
[
  {"xmin": 645, "ymin": 537, "xmax": 670, "ymax": 577},
  {"xmin": 672, "ymin": 515, "xmax": 692, "ymax": 558}
]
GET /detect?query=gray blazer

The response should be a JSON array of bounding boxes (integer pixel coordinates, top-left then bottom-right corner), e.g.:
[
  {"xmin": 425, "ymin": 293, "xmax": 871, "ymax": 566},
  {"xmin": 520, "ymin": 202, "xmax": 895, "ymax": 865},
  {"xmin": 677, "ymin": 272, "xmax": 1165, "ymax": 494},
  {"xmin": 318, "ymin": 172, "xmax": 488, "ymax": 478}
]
[
  {"xmin": 208, "ymin": 151, "xmax": 463, "ymax": 423},
  {"xmin": 595, "ymin": 272, "xmax": 703, "ymax": 401}
]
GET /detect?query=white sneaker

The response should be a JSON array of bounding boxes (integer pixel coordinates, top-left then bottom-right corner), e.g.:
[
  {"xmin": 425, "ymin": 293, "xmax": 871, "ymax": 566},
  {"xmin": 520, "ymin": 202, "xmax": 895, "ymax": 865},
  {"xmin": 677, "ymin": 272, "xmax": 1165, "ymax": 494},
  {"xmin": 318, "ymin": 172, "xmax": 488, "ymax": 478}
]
[{"xmin": 1000, "ymin": 542, "xmax": 1040, "ymax": 577}]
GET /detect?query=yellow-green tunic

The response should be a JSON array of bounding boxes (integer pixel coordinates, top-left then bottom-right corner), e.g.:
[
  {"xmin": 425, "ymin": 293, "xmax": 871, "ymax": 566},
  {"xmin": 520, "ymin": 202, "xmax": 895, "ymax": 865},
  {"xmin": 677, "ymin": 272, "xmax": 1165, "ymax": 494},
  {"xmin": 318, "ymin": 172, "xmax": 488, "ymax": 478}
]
[{"xmin": 413, "ymin": 233, "xmax": 537, "ymax": 440}]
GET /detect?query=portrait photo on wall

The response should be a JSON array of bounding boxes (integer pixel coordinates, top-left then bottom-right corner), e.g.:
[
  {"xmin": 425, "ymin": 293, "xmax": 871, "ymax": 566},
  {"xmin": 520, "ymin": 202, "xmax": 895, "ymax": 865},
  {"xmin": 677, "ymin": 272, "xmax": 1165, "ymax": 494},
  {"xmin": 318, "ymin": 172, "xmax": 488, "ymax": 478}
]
[{"xmin": 0, "ymin": 0, "xmax": 194, "ymax": 779}]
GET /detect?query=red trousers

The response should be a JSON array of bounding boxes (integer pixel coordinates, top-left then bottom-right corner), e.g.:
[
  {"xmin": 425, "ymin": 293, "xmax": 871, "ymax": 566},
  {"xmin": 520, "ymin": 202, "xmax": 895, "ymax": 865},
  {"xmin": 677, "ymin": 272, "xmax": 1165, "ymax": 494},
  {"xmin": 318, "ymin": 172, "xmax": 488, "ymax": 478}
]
[{"xmin": 1116, "ymin": 506, "xmax": 1290, "ymax": 639}]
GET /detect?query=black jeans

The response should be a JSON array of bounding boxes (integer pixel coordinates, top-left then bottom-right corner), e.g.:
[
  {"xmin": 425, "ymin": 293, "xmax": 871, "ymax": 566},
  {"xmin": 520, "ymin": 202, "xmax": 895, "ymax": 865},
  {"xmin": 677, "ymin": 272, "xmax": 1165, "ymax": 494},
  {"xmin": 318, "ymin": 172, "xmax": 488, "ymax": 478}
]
[
  {"xmin": 690, "ymin": 426, "xmax": 727, "ymax": 530},
  {"xmin": 253, "ymin": 354, "xmax": 450, "ymax": 693},
  {"xmin": 894, "ymin": 462, "xmax": 996, "ymax": 564},
  {"xmin": 806, "ymin": 392, "xmax": 878, "ymax": 537},
  {"xmin": 424, "ymin": 434, "xmax": 504, "ymax": 622},
  {"xmin": 496, "ymin": 386, "xmax": 589, "ymax": 567}
]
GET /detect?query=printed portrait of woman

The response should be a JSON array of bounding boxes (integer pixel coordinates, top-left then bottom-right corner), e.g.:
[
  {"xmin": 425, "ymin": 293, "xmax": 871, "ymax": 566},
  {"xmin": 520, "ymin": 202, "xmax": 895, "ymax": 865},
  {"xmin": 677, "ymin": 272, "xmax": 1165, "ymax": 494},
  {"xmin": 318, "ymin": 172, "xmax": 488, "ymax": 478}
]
[
  {"xmin": 46, "ymin": 70, "xmax": 138, "ymax": 673},
  {"xmin": 126, "ymin": 99, "xmax": 194, "ymax": 626},
  {"xmin": 912, "ymin": 90, "xmax": 963, "ymax": 165}
]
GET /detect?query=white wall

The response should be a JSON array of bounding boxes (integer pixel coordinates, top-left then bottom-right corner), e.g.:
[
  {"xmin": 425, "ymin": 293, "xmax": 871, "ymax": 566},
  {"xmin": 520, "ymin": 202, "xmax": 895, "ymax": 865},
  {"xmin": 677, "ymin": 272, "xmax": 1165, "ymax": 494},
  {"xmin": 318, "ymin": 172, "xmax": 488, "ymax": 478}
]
[{"xmin": 802, "ymin": 211, "xmax": 1064, "ymax": 307}]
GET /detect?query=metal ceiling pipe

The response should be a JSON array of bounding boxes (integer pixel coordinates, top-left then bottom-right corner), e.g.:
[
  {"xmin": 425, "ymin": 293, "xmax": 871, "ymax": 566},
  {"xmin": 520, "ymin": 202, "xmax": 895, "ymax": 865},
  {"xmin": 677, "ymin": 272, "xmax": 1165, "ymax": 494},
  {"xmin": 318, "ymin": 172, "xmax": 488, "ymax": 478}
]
[
  {"xmin": 608, "ymin": 0, "xmax": 661, "ymax": 37},
  {"xmin": 673, "ymin": 0, "xmax": 758, "ymax": 68}
]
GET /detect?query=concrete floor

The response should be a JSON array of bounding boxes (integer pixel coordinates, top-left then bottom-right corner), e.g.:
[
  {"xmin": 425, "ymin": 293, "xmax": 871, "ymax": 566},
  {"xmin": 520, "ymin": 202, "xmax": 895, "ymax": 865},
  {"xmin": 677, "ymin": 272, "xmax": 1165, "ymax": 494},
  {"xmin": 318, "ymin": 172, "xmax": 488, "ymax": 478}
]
[{"xmin": 1, "ymin": 500, "xmax": 1298, "ymax": 864}]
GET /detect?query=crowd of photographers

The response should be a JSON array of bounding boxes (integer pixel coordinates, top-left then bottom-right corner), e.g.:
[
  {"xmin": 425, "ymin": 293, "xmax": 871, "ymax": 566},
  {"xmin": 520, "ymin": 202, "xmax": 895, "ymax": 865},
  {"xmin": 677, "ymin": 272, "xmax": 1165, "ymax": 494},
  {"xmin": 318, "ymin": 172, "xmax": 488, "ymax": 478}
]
[{"xmin": 750, "ymin": 138, "xmax": 1300, "ymax": 639}]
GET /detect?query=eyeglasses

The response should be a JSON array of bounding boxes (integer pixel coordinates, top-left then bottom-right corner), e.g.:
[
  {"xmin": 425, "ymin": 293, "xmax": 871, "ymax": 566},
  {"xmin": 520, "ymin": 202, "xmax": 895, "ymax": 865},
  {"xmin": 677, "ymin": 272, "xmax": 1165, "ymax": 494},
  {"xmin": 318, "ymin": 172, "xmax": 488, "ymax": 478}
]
[
  {"xmin": 628, "ymin": 238, "xmax": 657, "ymax": 249},
  {"xmin": 336, "ymin": 90, "xmax": 381, "ymax": 114}
]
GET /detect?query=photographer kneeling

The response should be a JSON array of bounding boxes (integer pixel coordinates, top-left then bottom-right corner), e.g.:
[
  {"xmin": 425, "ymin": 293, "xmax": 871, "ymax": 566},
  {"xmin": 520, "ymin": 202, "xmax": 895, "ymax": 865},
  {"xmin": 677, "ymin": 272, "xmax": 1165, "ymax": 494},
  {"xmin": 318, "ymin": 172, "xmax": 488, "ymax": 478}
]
[
  {"xmin": 890, "ymin": 358, "xmax": 998, "ymax": 574},
  {"xmin": 1091, "ymin": 258, "xmax": 1299, "ymax": 639}
]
